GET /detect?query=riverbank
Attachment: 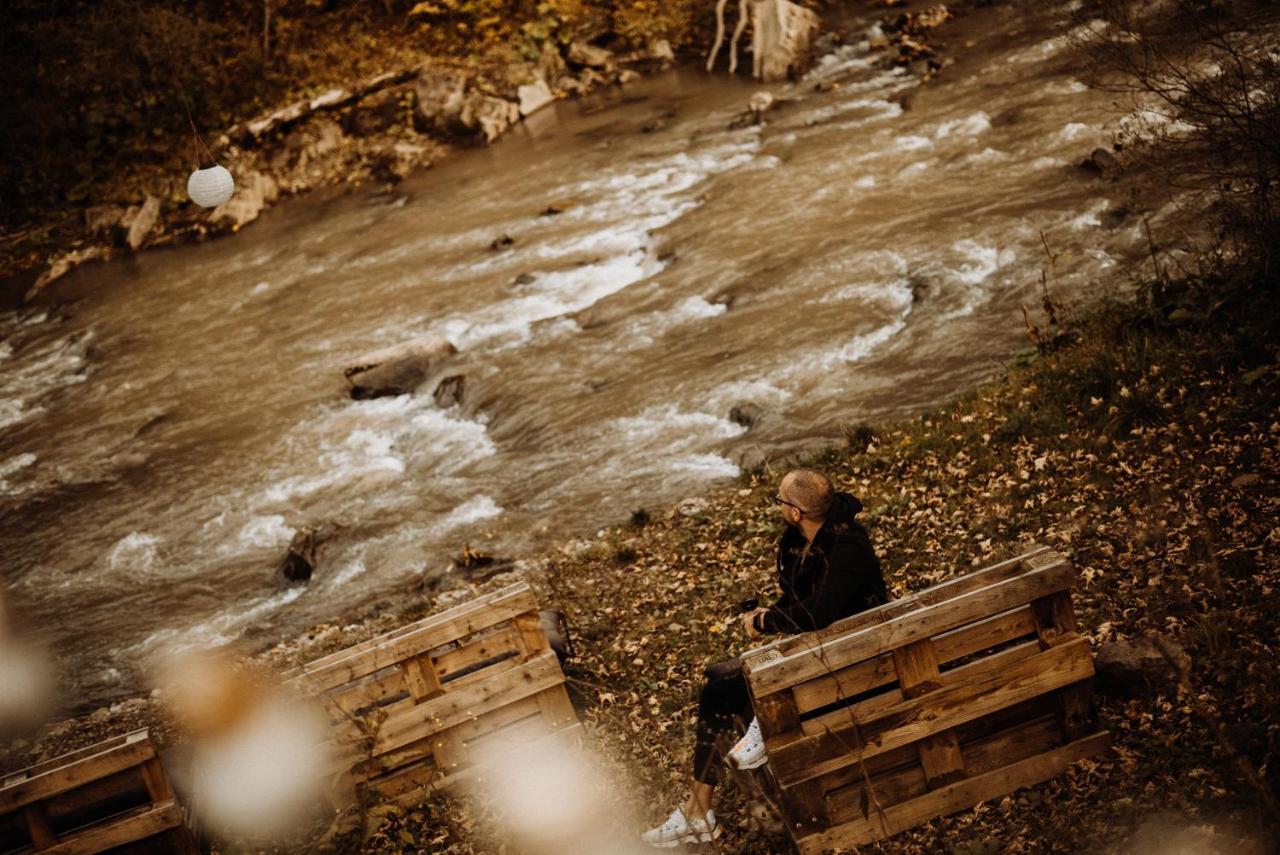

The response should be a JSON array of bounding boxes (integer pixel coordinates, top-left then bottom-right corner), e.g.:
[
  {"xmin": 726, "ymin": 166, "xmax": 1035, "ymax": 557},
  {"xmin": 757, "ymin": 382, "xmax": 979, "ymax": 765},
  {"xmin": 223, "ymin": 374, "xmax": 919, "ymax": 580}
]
[
  {"xmin": 2, "ymin": 0, "xmax": 960, "ymax": 307},
  {"xmin": 5, "ymin": 264, "xmax": 1276, "ymax": 853},
  {"xmin": 369, "ymin": 269, "xmax": 1279, "ymax": 853}
]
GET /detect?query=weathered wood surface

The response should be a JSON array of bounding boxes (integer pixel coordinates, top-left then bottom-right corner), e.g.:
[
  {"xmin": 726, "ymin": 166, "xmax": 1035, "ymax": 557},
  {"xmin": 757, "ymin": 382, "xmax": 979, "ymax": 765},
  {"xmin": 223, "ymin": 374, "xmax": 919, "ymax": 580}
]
[
  {"xmin": 291, "ymin": 584, "xmax": 538, "ymax": 694},
  {"xmin": 292, "ymin": 581, "xmax": 579, "ymax": 808},
  {"xmin": 0, "ymin": 729, "xmax": 194, "ymax": 854},
  {"xmin": 739, "ymin": 547, "xmax": 1108, "ymax": 851},
  {"xmin": 797, "ymin": 732, "xmax": 1111, "ymax": 853},
  {"xmin": 745, "ymin": 549, "xmax": 1074, "ymax": 697},
  {"xmin": 770, "ymin": 638, "xmax": 1095, "ymax": 787}
]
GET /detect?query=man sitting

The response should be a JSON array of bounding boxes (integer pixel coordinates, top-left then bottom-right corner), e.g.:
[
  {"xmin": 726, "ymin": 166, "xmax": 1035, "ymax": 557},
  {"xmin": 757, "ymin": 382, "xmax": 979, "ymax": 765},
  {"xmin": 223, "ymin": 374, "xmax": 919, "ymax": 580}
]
[{"xmin": 642, "ymin": 468, "xmax": 888, "ymax": 848}]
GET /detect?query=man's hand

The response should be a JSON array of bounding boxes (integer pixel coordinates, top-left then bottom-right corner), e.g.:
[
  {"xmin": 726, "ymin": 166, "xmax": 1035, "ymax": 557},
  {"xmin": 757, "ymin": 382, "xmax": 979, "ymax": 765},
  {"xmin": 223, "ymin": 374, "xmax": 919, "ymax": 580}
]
[{"xmin": 742, "ymin": 607, "xmax": 769, "ymax": 639}]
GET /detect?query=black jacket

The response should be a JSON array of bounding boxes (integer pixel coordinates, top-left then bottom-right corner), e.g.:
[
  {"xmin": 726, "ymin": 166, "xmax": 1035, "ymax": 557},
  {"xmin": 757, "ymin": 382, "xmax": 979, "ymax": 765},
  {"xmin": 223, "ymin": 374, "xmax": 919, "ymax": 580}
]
[{"xmin": 760, "ymin": 492, "xmax": 888, "ymax": 634}]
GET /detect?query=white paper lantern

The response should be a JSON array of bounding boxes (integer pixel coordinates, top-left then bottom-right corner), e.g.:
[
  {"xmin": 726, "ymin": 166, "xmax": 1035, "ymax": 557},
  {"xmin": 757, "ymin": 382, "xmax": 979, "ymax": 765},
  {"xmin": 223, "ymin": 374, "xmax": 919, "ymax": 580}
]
[{"xmin": 187, "ymin": 165, "xmax": 235, "ymax": 207}]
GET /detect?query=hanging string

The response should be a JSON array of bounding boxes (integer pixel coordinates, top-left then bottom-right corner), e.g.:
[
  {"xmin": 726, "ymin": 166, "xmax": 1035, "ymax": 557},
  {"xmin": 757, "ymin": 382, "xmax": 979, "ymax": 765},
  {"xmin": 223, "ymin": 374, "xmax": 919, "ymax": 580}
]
[
  {"xmin": 144, "ymin": 0, "xmax": 218, "ymax": 171},
  {"xmin": 180, "ymin": 93, "xmax": 217, "ymax": 171}
]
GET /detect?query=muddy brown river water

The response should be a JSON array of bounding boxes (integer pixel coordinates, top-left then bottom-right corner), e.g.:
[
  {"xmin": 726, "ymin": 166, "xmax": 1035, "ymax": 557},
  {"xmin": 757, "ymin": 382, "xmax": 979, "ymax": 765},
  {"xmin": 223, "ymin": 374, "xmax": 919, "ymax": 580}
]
[{"xmin": 1, "ymin": 1, "xmax": 1182, "ymax": 709}]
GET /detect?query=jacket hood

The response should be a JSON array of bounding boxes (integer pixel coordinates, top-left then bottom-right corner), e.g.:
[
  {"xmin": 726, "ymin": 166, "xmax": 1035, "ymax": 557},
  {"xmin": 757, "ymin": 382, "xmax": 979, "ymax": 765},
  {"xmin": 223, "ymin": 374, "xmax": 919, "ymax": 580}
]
[{"xmin": 826, "ymin": 491, "xmax": 863, "ymax": 524}]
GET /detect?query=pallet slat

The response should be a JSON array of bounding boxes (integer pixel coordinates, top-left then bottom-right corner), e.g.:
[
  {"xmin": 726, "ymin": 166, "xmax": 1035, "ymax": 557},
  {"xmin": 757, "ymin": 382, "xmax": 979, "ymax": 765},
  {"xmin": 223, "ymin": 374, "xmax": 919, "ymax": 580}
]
[
  {"xmin": 296, "ymin": 585, "xmax": 539, "ymax": 693},
  {"xmin": 294, "ymin": 582, "xmax": 579, "ymax": 812},
  {"xmin": 0, "ymin": 734, "xmax": 154, "ymax": 814},
  {"xmin": 747, "ymin": 556, "xmax": 1075, "ymax": 698},
  {"xmin": 798, "ymin": 732, "xmax": 1110, "ymax": 854},
  {"xmin": 771, "ymin": 638, "xmax": 1093, "ymax": 787},
  {"xmin": 41, "ymin": 800, "xmax": 184, "ymax": 855},
  {"xmin": 739, "ymin": 547, "xmax": 1107, "ymax": 851},
  {"xmin": 0, "ymin": 730, "xmax": 194, "ymax": 854},
  {"xmin": 371, "ymin": 650, "xmax": 566, "ymax": 756}
]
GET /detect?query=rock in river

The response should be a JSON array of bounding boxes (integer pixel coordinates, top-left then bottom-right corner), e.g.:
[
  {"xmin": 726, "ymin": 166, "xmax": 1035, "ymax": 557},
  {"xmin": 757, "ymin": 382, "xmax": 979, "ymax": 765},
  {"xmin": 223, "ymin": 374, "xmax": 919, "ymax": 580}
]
[
  {"xmin": 729, "ymin": 402, "xmax": 764, "ymax": 429},
  {"xmin": 281, "ymin": 526, "xmax": 317, "ymax": 583},
  {"xmin": 343, "ymin": 336, "xmax": 457, "ymax": 399}
]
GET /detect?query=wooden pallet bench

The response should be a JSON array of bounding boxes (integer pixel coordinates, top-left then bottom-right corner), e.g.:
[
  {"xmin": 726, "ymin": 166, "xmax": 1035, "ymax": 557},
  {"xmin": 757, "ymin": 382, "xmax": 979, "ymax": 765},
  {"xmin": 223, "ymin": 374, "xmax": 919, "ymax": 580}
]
[
  {"xmin": 0, "ymin": 729, "xmax": 197, "ymax": 855},
  {"xmin": 739, "ymin": 545, "xmax": 1109, "ymax": 853},
  {"xmin": 288, "ymin": 581, "xmax": 580, "ymax": 808}
]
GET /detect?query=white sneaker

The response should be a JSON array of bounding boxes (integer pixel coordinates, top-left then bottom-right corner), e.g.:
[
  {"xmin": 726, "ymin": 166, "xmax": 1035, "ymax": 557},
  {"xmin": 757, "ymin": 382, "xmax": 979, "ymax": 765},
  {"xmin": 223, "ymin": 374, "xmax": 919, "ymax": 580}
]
[
  {"xmin": 640, "ymin": 807, "xmax": 719, "ymax": 848},
  {"xmin": 728, "ymin": 716, "xmax": 767, "ymax": 769}
]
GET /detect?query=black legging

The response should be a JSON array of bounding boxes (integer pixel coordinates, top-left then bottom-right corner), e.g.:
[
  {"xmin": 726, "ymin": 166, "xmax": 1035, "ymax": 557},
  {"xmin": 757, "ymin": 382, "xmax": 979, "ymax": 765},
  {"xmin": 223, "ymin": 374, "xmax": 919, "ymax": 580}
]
[{"xmin": 691, "ymin": 657, "xmax": 753, "ymax": 785}]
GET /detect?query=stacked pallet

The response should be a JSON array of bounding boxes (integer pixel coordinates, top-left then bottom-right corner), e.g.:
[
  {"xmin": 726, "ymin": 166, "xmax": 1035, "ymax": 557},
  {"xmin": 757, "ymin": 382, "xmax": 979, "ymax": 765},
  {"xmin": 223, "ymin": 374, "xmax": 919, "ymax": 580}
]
[
  {"xmin": 289, "ymin": 581, "xmax": 579, "ymax": 807},
  {"xmin": 0, "ymin": 729, "xmax": 196, "ymax": 854},
  {"xmin": 740, "ymin": 546, "xmax": 1109, "ymax": 852}
]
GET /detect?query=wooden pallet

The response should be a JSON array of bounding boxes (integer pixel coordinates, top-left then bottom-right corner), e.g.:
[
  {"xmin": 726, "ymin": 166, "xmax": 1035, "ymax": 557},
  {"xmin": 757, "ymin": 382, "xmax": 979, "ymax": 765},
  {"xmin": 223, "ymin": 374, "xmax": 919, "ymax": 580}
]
[
  {"xmin": 289, "ymin": 581, "xmax": 580, "ymax": 807},
  {"xmin": 740, "ymin": 546, "xmax": 1109, "ymax": 853},
  {"xmin": 0, "ymin": 729, "xmax": 197, "ymax": 855}
]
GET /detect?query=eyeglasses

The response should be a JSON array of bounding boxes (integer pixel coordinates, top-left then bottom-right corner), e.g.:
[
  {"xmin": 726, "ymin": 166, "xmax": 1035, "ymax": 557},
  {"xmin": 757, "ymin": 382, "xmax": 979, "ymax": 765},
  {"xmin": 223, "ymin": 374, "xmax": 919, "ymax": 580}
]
[{"xmin": 773, "ymin": 495, "xmax": 805, "ymax": 515}]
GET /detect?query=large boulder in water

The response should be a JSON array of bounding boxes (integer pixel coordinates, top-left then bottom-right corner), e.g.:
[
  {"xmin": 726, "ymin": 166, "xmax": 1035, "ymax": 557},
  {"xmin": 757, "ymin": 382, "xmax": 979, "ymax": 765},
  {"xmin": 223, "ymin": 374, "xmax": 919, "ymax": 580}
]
[
  {"xmin": 280, "ymin": 526, "xmax": 317, "ymax": 583},
  {"xmin": 343, "ymin": 337, "xmax": 457, "ymax": 399}
]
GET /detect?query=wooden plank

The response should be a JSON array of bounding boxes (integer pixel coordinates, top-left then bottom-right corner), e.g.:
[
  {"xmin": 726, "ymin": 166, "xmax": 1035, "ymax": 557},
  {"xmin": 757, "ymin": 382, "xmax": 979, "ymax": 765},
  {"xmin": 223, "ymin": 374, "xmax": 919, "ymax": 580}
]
[
  {"xmin": 1031, "ymin": 591, "xmax": 1079, "ymax": 647},
  {"xmin": 324, "ymin": 623, "xmax": 522, "ymax": 718},
  {"xmin": 297, "ymin": 583, "xmax": 534, "ymax": 674},
  {"xmin": 962, "ymin": 714, "xmax": 1064, "ymax": 778},
  {"xmin": 791, "ymin": 651, "xmax": 898, "ymax": 718},
  {"xmin": 783, "ymin": 640, "xmax": 1061, "ymax": 781},
  {"xmin": 914, "ymin": 546, "xmax": 1053, "ymax": 607},
  {"xmin": 934, "ymin": 606, "xmax": 1039, "ymax": 668},
  {"xmin": 1031, "ymin": 591, "xmax": 1098, "ymax": 741},
  {"xmin": 505, "ymin": 611, "xmax": 573, "ymax": 735},
  {"xmin": 791, "ymin": 606, "xmax": 1038, "ymax": 717},
  {"xmin": 824, "ymin": 713, "xmax": 1064, "ymax": 823},
  {"xmin": 429, "ymin": 731, "xmax": 468, "ymax": 779},
  {"xmin": 7, "ymin": 733, "xmax": 138, "ymax": 782},
  {"xmin": 297, "ymin": 585, "xmax": 539, "ymax": 692},
  {"xmin": 755, "ymin": 691, "xmax": 829, "ymax": 838},
  {"xmin": 333, "ymin": 650, "xmax": 533, "ymax": 746},
  {"xmin": 401, "ymin": 654, "xmax": 444, "ymax": 703},
  {"xmin": 368, "ymin": 723, "xmax": 586, "ymax": 806},
  {"xmin": 137, "ymin": 758, "xmax": 173, "ymax": 803},
  {"xmin": 796, "ymin": 731, "xmax": 1110, "ymax": 853},
  {"xmin": 771, "ymin": 638, "xmax": 1094, "ymax": 788},
  {"xmin": 371, "ymin": 650, "xmax": 566, "ymax": 756},
  {"xmin": 436, "ymin": 625, "xmax": 523, "ymax": 682},
  {"xmin": 531, "ymin": 685, "xmax": 578, "ymax": 731},
  {"xmin": 366, "ymin": 758, "xmax": 441, "ymax": 803},
  {"xmin": 891, "ymin": 640, "xmax": 965, "ymax": 789},
  {"xmin": 23, "ymin": 802, "xmax": 58, "ymax": 849},
  {"xmin": 750, "ymin": 548, "xmax": 1053, "ymax": 664},
  {"xmin": 801, "ymin": 634, "xmax": 1042, "ymax": 739},
  {"xmin": 826, "ymin": 757, "xmax": 927, "ymax": 821},
  {"xmin": 808, "ymin": 740, "xmax": 923, "ymax": 808},
  {"xmin": 37, "ymin": 772, "xmax": 148, "ymax": 831},
  {"xmin": 41, "ymin": 800, "xmax": 184, "ymax": 855},
  {"xmin": 513, "ymin": 611, "xmax": 550, "ymax": 655},
  {"xmin": 0, "ymin": 733, "xmax": 156, "ymax": 814},
  {"xmin": 747, "ymin": 557, "xmax": 1075, "ymax": 698}
]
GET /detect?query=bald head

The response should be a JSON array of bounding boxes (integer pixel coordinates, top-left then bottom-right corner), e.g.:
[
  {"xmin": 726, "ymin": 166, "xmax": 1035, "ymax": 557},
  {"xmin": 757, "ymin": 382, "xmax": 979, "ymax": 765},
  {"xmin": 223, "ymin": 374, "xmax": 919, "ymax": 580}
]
[{"xmin": 780, "ymin": 469, "xmax": 834, "ymax": 519}]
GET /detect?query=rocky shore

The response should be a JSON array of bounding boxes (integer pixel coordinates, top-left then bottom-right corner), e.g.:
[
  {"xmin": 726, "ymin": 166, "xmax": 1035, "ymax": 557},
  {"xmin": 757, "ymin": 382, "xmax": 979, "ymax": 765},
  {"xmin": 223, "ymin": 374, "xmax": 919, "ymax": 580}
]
[
  {"xmin": 15, "ymin": 37, "xmax": 677, "ymax": 306},
  {"xmin": 3, "ymin": 0, "xmax": 964, "ymax": 308}
]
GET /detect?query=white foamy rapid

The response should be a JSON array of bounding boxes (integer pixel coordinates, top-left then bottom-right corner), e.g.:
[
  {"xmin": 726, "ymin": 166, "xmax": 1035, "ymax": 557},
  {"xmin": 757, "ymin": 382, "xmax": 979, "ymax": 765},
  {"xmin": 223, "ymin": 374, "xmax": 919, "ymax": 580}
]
[{"xmin": 429, "ymin": 137, "xmax": 762, "ymax": 350}]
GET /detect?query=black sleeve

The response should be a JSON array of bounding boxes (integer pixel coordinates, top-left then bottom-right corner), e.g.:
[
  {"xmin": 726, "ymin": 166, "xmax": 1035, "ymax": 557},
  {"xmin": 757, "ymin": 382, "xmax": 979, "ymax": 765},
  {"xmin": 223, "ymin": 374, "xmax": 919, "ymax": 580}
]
[{"xmin": 760, "ymin": 538, "xmax": 887, "ymax": 634}]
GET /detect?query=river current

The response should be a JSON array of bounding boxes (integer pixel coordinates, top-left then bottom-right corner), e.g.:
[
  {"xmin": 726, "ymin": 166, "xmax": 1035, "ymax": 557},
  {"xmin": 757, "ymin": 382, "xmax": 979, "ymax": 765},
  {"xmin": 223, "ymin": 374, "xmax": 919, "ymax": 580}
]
[{"xmin": 1, "ymin": 2, "xmax": 1180, "ymax": 709}]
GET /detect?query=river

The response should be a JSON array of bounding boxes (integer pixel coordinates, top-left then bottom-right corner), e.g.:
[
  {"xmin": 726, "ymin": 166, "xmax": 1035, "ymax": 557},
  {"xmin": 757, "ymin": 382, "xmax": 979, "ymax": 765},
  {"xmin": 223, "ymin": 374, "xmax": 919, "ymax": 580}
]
[{"xmin": 0, "ymin": 1, "xmax": 1178, "ymax": 710}]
